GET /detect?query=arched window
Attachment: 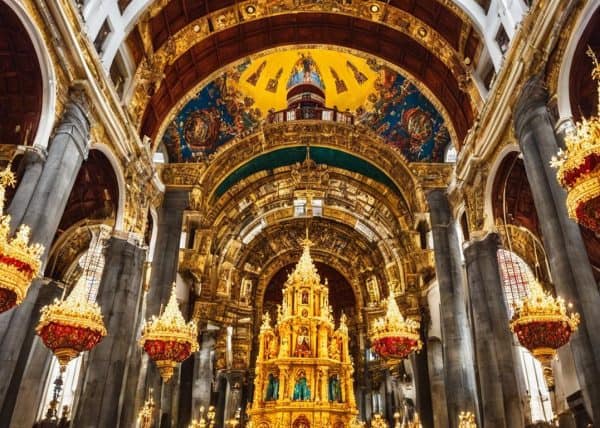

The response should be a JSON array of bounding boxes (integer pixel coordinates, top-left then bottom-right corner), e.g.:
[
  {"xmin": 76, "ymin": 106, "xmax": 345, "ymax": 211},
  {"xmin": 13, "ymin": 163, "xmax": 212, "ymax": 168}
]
[
  {"xmin": 444, "ymin": 144, "xmax": 457, "ymax": 163},
  {"xmin": 497, "ymin": 249, "xmax": 553, "ymax": 422}
]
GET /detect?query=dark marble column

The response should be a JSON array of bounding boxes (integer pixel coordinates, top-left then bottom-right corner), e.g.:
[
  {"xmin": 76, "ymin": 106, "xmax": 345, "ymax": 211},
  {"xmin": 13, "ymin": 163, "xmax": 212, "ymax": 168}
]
[
  {"xmin": 427, "ymin": 189, "xmax": 479, "ymax": 427},
  {"xmin": 427, "ymin": 338, "xmax": 449, "ymax": 428},
  {"xmin": 8, "ymin": 146, "xmax": 46, "ymax": 233},
  {"xmin": 464, "ymin": 234, "xmax": 524, "ymax": 428},
  {"xmin": 143, "ymin": 190, "xmax": 189, "ymax": 427},
  {"xmin": 412, "ymin": 314, "xmax": 434, "ymax": 428},
  {"xmin": 73, "ymin": 235, "xmax": 146, "ymax": 427},
  {"xmin": 0, "ymin": 94, "xmax": 90, "ymax": 419},
  {"xmin": 192, "ymin": 330, "xmax": 217, "ymax": 419},
  {"xmin": 514, "ymin": 76, "xmax": 600, "ymax": 422}
]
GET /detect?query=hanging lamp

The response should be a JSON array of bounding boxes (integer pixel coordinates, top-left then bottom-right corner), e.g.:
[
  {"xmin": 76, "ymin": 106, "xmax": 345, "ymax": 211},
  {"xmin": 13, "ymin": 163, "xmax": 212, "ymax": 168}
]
[
  {"xmin": 140, "ymin": 284, "xmax": 199, "ymax": 382},
  {"xmin": 552, "ymin": 47, "xmax": 600, "ymax": 232},
  {"xmin": 0, "ymin": 165, "xmax": 43, "ymax": 313},
  {"xmin": 370, "ymin": 292, "xmax": 422, "ymax": 360}
]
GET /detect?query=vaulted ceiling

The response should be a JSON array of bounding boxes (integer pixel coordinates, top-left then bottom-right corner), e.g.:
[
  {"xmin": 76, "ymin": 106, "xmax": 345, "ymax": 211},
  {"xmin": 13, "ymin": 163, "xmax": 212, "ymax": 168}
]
[
  {"xmin": 0, "ymin": 2, "xmax": 42, "ymax": 147},
  {"xmin": 127, "ymin": 1, "xmax": 482, "ymax": 146}
]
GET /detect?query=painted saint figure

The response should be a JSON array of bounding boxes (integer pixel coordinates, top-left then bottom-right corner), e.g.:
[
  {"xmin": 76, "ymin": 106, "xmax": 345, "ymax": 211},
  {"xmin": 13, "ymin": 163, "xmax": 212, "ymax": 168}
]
[
  {"xmin": 328, "ymin": 374, "xmax": 342, "ymax": 402},
  {"xmin": 265, "ymin": 373, "xmax": 279, "ymax": 401},
  {"xmin": 295, "ymin": 326, "xmax": 311, "ymax": 357},
  {"xmin": 293, "ymin": 371, "xmax": 311, "ymax": 401}
]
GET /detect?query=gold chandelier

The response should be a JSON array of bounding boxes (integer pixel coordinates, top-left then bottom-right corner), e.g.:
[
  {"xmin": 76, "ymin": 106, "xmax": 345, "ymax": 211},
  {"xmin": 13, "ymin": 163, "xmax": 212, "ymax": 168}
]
[
  {"xmin": 370, "ymin": 292, "xmax": 422, "ymax": 360},
  {"xmin": 552, "ymin": 47, "xmax": 600, "ymax": 233},
  {"xmin": 0, "ymin": 165, "xmax": 43, "ymax": 313},
  {"xmin": 510, "ymin": 279, "xmax": 579, "ymax": 383},
  {"xmin": 458, "ymin": 412, "xmax": 477, "ymax": 428},
  {"xmin": 137, "ymin": 390, "xmax": 156, "ymax": 428},
  {"xmin": 36, "ymin": 277, "xmax": 107, "ymax": 366},
  {"xmin": 140, "ymin": 284, "xmax": 199, "ymax": 382}
]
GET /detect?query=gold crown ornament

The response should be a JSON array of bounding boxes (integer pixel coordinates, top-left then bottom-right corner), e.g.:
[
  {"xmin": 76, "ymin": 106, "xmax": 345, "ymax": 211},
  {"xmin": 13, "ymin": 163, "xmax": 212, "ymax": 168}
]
[
  {"xmin": 140, "ymin": 284, "xmax": 199, "ymax": 382},
  {"xmin": 36, "ymin": 276, "xmax": 107, "ymax": 366},
  {"xmin": 552, "ymin": 47, "xmax": 600, "ymax": 233},
  {"xmin": 370, "ymin": 292, "xmax": 422, "ymax": 360},
  {"xmin": 0, "ymin": 165, "xmax": 43, "ymax": 313}
]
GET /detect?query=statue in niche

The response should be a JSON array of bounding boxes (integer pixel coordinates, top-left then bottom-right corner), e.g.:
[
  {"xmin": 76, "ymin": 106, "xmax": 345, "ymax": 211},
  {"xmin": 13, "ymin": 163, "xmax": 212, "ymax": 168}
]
[
  {"xmin": 217, "ymin": 264, "xmax": 232, "ymax": 296},
  {"xmin": 240, "ymin": 277, "xmax": 253, "ymax": 303},
  {"xmin": 301, "ymin": 291, "xmax": 309, "ymax": 305},
  {"xmin": 366, "ymin": 275, "xmax": 380, "ymax": 306},
  {"xmin": 265, "ymin": 373, "xmax": 279, "ymax": 401},
  {"xmin": 264, "ymin": 333, "xmax": 278, "ymax": 360},
  {"xmin": 295, "ymin": 326, "xmax": 311, "ymax": 357},
  {"xmin": 328, "ymin": 336, "xmax": 341, "ymax": 360},
  {"xmin": 189, "ymin": 186, "xmax": 203, "ymax": 211},
  {"xmin": 292, "ymin": 371, "xmax": 311, "ymax": 401},
  {"xmin": 328, "ymin": 374, "xmax": 342, "ymax": 402}
]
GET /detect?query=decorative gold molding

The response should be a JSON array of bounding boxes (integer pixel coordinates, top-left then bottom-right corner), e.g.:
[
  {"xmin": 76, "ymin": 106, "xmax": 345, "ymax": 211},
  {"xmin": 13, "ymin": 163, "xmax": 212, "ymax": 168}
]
[{"xmin": 128, "ymin": 1, "xmax": 477, "ymax": 130}]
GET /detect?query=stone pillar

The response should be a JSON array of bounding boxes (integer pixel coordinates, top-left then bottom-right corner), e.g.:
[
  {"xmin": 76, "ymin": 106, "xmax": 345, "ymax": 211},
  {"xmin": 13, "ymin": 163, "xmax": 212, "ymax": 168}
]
[
  {"xmin": 514, "ymin": 76, "xmax": 600, "ymax": 422},
  {"xmin": 464, "ymin": 234, "xmax": 524, "ymax": 427},
  {"xmin": 0, "ymin": 94, "xmax": 90, "ymax": 420},
  {"xmin": 8, "ymin": 146, "xmax": 46, "ymax": 233},
  {"xmin": 73, "ymin": 234, "xmax": 146, "ymax": 427},
  {"xmin": 141, "ymin": 190, "xmax": 189, "ymax": 426},
  {"xmin": 427, "ymin": 338, "xmax": 449, "ymax": 428},
  {"xmin": 412, "ymin": 336, "xmax": 434, "ymax": 428},
  {"xmin": 427, "ymin": 189, "xmax": 479, "ymax": 427},
  {"xmin": 192, "ymin": 330, "xmax": 217, "ymax": 420}
]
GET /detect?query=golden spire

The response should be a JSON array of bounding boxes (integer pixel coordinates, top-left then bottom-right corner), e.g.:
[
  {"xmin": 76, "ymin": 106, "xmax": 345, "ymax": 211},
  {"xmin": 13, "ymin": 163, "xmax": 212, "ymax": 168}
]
[{"xmin": 284, "ymin": 237, "xmax": 321, "ymax": 289}]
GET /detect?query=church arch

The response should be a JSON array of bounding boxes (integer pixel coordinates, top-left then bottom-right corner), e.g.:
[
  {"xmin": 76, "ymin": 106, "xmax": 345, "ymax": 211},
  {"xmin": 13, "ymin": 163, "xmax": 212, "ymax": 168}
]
[
  {"xmin": 1, "ymin": 0, "xmax": 56, "ymax": 150},
  {"xmin": 556, "ymin": 1, "xmax": 600, "ymax": 121}
]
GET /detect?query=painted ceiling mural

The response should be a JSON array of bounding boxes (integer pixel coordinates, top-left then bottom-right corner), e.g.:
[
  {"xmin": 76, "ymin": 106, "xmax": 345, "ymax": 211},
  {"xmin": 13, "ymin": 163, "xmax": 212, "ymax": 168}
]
[{"xmin": 161, "ymin": 48, "xmax": 451, "ymax": 163}]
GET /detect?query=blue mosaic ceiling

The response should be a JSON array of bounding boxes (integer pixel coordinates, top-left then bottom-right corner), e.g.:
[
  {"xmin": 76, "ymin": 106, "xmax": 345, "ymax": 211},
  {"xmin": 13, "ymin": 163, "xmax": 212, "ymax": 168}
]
[{"xmin": 160, "ymin": 50, "xmax": 451, "ymax": 163}]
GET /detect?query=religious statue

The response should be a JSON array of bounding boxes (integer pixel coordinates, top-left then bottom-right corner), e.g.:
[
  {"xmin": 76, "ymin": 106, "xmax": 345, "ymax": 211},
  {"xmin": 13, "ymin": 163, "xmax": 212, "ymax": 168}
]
[
  {"xmin": 189, "ymin": 185, "xmax": 203, "ymax": 210},
  {"xmin": 240, "ymin": 277, "xmax": 253, "ymax": 303},
  {"xmin": 328, "ymin": 336, "xmax": 341, "ymax": 360},
  {"xmin": 295, "ymin": 326, "xmax": 311, "ymax": 357},
  {"xmin": 293, "ymin": 371, "xmax": 311, "ymax": 401},
  {"xmin": 366, "ymin": 275, "xmax": 380, "ymax": 306},
  {"xmin": 301, "ymin": 290, "xmax": 309, "ymax": 304},
  {"xmin": 328, "ymin": 374, "xmax": 342, "ymax": 402},
  {"xmin": 265, "ymin": 373, "xmax": 279, "ymax": 401}
]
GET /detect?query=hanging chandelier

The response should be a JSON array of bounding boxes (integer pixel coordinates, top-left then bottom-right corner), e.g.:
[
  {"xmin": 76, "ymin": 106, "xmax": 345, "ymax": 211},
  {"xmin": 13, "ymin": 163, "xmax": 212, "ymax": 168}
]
[
  {"xmin": 458, "ymin": 412, "xmax": 477, "ymax": 428},
  {"xmin": 0, "ymin": 165, "xmax": 43, "ymax": 313},
  {"xmin": 510, "ymin": 279, "xmax": 579, "ymax": 379},
  {"xmin": 137, "ymin": 391, "xmax": 156, "ymax": 428},
  {"xmin": 36, "ymin": 277, "xmax": 107, "ymax": 366},
  {"xmin": 552, "ymin": 48, "xmax": 600, "ymax": 233},
  {"xmin": 140, "ymin": 284, "xmax": 199, "ymax": 382},
  {"xmin": 370, "ymin": 292, "xmax": 422, "ymax": 360}
]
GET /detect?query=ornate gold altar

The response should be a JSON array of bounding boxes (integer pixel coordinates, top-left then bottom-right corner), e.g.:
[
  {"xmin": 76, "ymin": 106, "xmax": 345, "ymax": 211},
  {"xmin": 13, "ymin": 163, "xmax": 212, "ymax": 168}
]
[{"xmin": 247, "ymin": 239, "xmax": 358, "ymax": 428}]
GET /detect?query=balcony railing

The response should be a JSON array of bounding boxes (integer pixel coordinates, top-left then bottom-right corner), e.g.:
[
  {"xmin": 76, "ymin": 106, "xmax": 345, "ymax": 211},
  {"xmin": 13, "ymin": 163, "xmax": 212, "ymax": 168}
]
[{"xmin": 267, "ymin": 106, "xmax": 354, "ymax": 125}]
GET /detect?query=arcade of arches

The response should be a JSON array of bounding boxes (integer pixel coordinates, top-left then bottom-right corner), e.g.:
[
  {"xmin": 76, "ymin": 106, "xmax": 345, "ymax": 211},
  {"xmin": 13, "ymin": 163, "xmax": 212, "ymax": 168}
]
[{"xmin": 0, "ymin": 0, "xmax": 599, "ymax": 427}]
